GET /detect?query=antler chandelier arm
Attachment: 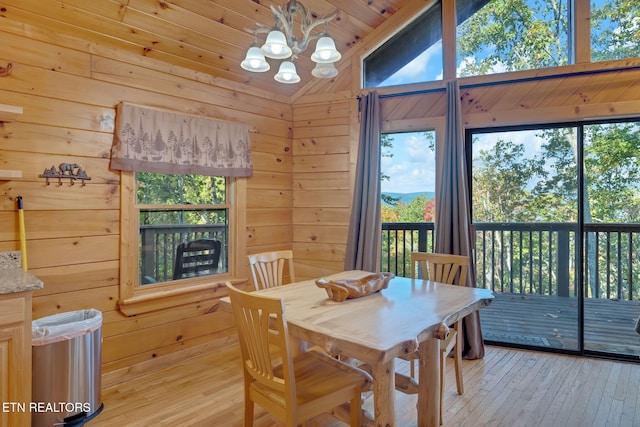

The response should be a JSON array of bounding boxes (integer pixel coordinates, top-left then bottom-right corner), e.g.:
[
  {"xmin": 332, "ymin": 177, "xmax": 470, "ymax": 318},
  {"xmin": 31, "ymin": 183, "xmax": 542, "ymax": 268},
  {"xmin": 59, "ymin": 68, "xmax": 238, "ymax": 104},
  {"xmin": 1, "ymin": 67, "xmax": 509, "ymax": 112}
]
[
  {"xmin": 270, "ymin": 0, "xmax": 338, "ymax": 56},
  {"xmin": 245, "ymin": 25, "xmax": 272, "ymax": 37},
  {"xmin": 295, "ymin": 11, "xmax": 338, "ymax": 54}
]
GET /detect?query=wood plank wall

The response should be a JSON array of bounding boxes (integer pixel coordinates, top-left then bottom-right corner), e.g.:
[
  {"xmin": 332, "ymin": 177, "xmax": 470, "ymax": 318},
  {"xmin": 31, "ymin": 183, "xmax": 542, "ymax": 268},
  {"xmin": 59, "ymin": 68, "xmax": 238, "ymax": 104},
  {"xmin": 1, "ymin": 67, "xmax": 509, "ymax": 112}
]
[
  {"xmin": 0, "ymin": 19, "xmax": 293, "ymax": 376},
  {"xmin": 292, "ymin": 91, "xmax": 358, "ymax": 280},
  {"xmin": 1, "ymin": 4, "xmax": 639, "ymax": 382}
]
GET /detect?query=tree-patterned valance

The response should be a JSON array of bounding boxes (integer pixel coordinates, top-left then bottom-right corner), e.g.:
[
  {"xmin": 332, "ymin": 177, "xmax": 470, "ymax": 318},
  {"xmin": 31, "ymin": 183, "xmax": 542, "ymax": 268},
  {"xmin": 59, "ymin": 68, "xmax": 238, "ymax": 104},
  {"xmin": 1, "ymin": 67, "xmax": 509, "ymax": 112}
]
[{"xmin": 110, "ymin": 102, "xmax": 252, "ymax": 177}]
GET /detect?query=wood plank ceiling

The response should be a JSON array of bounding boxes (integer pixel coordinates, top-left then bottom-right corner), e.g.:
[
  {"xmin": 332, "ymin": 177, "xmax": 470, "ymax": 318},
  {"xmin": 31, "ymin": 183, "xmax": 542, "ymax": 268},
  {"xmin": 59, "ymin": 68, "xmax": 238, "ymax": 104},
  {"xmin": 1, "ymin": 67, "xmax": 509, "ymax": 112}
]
[{"xmin": 2, "ymin": 0, "xmax": 414, "ymax": 99}]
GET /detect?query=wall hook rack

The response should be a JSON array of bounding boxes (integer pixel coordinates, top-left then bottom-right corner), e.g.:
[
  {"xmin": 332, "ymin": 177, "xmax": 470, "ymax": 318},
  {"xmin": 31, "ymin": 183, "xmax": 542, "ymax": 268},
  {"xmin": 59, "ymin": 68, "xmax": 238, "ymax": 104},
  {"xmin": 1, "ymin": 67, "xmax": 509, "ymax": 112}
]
[{"xmin": 39, "ymin": 163, "xmax": 92, "ymax": 186}]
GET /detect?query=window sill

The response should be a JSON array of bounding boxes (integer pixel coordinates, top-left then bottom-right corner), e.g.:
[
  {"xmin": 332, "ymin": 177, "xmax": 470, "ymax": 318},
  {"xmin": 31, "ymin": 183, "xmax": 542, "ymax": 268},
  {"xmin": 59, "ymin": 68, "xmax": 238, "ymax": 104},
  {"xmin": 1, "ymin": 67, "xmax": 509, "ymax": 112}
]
[{"xmin": 118, "ymin": 276, "xmax": 247, "ymax": 316}]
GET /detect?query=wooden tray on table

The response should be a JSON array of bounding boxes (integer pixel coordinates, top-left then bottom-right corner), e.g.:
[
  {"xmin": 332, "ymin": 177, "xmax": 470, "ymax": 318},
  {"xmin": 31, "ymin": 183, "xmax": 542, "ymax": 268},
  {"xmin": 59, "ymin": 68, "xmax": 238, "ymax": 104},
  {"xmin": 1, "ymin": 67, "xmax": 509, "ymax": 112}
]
[{"xmin": 315, "ymin": 272, "xmax": 395, "ymax": 302}]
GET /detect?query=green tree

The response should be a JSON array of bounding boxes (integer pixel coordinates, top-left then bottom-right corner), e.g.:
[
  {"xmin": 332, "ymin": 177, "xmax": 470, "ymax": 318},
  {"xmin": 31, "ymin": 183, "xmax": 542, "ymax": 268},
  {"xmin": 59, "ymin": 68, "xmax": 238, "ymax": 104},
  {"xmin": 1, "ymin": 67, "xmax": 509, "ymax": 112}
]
[
  {"xmin": 137, "ymin": 173, "xmax": 226, "ymax": 225},
  {"xmin": 396, "ymin": 196, "xmax": 430, "ymax": 222},
  {"xmin": 529, "ymin": 128, "xmax": 579, "ymax": 222},
  {"xmin": 584, "ymin": 123, "xmax": 640, "ymax": 222},
  {"xmin": 457, "ymin": 0, "xmax": 569, "ymax": 76},
  {"xmin": 591, "ymin": 0, "xmax": 640, "ymax": 61},
  {"xmin": 472, "ymin": 138, "xmax": 544, "ymax": 222},
  {"xmin": 380, "ymin": 134, "xmax": 400, "ymax": 206},
  {"xmin": 457, "ymin": 0, "xmax": 638, "ymax": 76}
]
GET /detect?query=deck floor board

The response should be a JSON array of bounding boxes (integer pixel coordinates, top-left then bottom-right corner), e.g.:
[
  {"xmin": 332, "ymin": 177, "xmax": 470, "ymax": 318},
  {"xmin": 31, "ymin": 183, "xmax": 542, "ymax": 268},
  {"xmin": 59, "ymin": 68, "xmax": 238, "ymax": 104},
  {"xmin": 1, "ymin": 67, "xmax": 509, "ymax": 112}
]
[{"xmin": 480, "ymin": 292, "xmax": 640, "ymax": 355}]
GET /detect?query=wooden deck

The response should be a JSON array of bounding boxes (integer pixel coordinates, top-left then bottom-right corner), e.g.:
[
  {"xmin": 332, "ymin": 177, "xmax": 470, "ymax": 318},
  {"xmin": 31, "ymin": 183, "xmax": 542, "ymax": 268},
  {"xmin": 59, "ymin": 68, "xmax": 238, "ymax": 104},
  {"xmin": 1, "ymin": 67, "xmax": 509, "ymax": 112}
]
[{"xmin": 480, "ymin": 292, "xmax": 640, "ymax": 356}]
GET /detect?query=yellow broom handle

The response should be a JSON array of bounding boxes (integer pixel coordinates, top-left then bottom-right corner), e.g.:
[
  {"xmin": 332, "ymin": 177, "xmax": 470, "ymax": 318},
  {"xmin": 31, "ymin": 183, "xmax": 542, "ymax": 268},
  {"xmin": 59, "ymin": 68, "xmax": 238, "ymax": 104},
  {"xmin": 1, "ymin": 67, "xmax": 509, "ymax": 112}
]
[{"xmin": 17, "ymin": 196, "xmax": 27, "ymax": 270}]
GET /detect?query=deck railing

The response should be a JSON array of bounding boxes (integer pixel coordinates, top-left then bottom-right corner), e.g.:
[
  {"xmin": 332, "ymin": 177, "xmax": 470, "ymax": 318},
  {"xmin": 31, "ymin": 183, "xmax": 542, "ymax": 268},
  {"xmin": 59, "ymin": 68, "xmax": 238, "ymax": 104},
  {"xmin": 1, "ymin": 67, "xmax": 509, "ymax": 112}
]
[
  {"xmin": 584, "ymin": 223, "xmax": 640, "ymax": 300},
  {"xmin": 381, "ymin": 222, "xmax": 435, "ymax": 277},
  {"xmin": 474, "ymin": 222, "xmax": 578, "ymax": 297},
  {"xmin": 381, "ymin": 221, "xmax": 640, "ymax": 301},
  {"xmin": 140, "ymin": 221, "xmax": 640, "ymax": 301}
]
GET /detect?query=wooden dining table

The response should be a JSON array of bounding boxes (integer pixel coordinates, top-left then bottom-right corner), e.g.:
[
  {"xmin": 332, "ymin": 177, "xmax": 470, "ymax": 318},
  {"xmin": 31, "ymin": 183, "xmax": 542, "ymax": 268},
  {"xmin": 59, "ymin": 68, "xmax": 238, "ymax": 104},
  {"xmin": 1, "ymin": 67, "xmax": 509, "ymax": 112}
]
[{"xmin": 220, "ymin": 270, "xmax": 494, "ymax": 427}]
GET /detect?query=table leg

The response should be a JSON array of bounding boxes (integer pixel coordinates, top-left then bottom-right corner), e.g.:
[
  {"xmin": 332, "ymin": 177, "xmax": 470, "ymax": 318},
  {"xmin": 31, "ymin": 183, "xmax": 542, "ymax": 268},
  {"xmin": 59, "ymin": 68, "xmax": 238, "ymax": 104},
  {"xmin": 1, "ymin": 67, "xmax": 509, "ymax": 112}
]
[
  {"xmin": 372, "ymin": 359, "xmax": 395, "ymax": 427},
  {"xmin": 417, "ymin": 338, "xmax": 439, "ymax": 427},
  {"xmin": 290, "ymin": 336, "xmax": 305, "ymax": 356}
]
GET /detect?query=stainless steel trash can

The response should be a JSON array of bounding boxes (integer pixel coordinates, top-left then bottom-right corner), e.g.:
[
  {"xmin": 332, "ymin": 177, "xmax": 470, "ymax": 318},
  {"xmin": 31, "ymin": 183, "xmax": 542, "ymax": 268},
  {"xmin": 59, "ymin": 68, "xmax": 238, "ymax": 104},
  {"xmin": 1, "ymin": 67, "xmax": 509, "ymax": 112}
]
[{"xmin": 32, "ymin": 309, "xmax": 103, "ymax": 426}]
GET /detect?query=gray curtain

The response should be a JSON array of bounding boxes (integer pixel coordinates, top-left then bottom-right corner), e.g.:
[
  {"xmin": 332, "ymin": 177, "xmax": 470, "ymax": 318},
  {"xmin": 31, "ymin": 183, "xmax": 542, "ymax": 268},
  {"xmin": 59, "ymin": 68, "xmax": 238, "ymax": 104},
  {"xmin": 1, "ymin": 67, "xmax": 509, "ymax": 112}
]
[
  {"xmin": 344, "ymin": 91, "xmax": 382, "ymax": 272},
  {"xmin": 435, "ymin": 80, "xmax": 485, "ymax": 359}
]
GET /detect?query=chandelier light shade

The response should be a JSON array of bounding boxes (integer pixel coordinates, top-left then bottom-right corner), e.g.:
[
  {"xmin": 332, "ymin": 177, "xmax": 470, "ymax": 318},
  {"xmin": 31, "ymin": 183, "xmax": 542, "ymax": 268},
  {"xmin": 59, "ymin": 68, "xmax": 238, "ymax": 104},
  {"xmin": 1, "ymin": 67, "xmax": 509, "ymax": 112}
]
[
  {"xmin": 311, "ymin": 62, "xmax": 338, "ymax": 78},
  {"xmin": 241, "ymin": 45, "xmax": 270, "ymax": 72},
  {"xmin": 243, "ymin": 0, "xmax": 340, "ymax": 84},
  {"xmin": 311, "ymin": 36, "xmax": 341, "ymax": 63},
  {"xmin": 274, "ymin": 61, "xmax": 301, "ymax": 84},
  {"xmin": 261, "ymin": 30, "xmax": 292, "ymax": 59}
]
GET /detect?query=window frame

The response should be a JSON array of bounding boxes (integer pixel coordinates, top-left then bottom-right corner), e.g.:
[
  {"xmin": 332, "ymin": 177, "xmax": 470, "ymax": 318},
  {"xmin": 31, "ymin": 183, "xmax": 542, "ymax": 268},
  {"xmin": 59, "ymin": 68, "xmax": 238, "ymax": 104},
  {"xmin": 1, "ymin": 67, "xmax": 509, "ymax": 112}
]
[{"xmin": 117, "ymin": 171, "xmax": 246, "ymax": 316}]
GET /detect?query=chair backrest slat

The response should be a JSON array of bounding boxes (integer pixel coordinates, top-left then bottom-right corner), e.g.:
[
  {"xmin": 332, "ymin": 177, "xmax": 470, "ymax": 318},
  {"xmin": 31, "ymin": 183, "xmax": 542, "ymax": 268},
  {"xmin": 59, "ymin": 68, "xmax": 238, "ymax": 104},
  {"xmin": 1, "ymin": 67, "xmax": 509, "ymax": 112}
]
[
  {"xmin": 410, "ymin": 252, "xmax": 469, "ymax": 286},
  {"xmin": 247, "ymin": 250, "xmax": 295, "ymax": 290}
]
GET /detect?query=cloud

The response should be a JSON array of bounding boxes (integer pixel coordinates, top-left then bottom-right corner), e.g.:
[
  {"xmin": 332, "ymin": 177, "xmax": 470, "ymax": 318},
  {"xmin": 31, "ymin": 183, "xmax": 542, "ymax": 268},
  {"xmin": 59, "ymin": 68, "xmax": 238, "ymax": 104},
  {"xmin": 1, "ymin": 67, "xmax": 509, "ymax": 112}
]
[
  {"xmin": 382, "ymin": 41, "xmax": 444, "ymax": 86},
  {"xmin": 382, "ymin": 132, "xmax": 437, "ymax": 193},
  {"xmin": 473, "ymin": 129, "xmax": 545, "ymax": 160}
]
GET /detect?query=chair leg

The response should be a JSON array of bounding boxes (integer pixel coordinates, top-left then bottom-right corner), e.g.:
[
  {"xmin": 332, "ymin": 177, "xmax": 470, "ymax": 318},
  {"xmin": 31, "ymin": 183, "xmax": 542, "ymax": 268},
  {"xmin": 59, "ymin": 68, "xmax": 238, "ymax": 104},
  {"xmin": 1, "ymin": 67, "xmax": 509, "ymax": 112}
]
[
  {"xmin": 244, "ymin": 399, "xmax": 254, "ymax": 427},
  {"xmin": 410, "ymin": 359, "xmax": 416, "ymax": 378},
  {"xmin": 454, "ymin": 323, "xmax": 464, "ymax": 395},
  {"xmin": 439, "ymin": 351, "xmax": 445, "ymax": 426}
]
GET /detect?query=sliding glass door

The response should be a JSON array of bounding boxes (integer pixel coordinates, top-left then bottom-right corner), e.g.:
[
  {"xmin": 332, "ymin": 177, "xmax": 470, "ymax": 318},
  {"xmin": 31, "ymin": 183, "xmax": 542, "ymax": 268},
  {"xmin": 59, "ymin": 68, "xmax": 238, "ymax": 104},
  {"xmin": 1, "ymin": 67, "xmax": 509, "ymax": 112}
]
[
  {"xmin": 470, "ymin": 126, "xmax": 580, "ymax": 351},
  {"xmin": 470, "ymin": 119, "xmax": 640, "ymax": 359}
]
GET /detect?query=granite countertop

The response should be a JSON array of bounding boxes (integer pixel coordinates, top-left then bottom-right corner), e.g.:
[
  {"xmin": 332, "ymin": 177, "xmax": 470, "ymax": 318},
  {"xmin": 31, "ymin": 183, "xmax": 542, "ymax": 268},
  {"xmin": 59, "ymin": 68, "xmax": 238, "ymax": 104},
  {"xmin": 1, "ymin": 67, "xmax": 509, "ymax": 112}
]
[{"xmin": 0, "ymin": 251, "xmax": 44, "ymax": 294}]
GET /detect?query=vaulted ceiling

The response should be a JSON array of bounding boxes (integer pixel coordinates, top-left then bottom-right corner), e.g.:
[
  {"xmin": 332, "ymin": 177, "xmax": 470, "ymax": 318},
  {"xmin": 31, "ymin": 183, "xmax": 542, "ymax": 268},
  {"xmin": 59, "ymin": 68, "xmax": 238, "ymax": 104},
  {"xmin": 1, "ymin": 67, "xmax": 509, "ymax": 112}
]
[{"xmin": 5, "ymin": 0, "xmax": 422, "ymax": 99}]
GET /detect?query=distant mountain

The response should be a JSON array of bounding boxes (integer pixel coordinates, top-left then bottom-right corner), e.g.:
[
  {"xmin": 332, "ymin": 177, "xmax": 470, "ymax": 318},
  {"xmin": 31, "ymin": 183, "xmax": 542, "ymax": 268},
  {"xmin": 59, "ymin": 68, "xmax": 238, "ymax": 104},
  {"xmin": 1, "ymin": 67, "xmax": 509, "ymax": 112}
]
[{"xmin": 382, "ymin": 191, "xmax": 435, "ymax": 205}]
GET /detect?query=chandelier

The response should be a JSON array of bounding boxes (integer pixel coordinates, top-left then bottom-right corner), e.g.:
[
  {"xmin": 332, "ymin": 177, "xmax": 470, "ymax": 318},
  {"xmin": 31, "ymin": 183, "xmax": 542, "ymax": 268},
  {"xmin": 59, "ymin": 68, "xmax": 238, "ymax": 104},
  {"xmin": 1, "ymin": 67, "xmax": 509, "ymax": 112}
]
[{"xmin": 241, "ymin": 0, "xmax": 341, "ymax": 84}]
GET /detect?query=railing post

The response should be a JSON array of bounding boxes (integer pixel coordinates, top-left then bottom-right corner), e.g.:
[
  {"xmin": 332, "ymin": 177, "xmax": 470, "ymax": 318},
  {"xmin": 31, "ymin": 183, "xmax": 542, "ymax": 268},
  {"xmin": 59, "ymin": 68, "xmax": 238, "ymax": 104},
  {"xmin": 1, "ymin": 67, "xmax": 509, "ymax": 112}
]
[
  {"xmin": 418, "ymin": 227, "xmax": 427, "ymax": 253},
  {"xmin": 141, "ymin": 228, "xmax": 156, "ymax": 281},
  {"xmin": 557, "ymin": 230, "xmax": 570, "ymax": 297}
]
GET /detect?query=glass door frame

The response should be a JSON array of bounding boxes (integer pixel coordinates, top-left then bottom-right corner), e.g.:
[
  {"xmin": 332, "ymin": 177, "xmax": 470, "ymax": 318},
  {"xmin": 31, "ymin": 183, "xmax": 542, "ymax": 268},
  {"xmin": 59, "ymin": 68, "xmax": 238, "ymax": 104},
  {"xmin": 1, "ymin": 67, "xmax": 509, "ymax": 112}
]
[{"xmin": 466, "ymin": 118, "xmax": 640, "ymax": 362}]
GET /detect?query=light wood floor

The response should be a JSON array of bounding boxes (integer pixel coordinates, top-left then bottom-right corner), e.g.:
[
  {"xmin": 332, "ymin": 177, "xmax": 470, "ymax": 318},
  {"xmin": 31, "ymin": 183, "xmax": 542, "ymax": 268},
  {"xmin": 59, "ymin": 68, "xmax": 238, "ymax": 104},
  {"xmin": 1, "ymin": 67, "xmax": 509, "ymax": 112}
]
[{"xmin": 91, "ymin": 343, "xmax": 640, "ymax": 427}]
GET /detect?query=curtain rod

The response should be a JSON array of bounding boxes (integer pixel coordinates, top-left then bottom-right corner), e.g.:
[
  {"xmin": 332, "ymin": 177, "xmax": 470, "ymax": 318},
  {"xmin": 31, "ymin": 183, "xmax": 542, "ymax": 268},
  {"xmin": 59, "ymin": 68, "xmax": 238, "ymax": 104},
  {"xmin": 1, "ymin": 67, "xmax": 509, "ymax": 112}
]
[{"xmin": 376, "ymin": 64, "xmax": 640, "ymax": 99}]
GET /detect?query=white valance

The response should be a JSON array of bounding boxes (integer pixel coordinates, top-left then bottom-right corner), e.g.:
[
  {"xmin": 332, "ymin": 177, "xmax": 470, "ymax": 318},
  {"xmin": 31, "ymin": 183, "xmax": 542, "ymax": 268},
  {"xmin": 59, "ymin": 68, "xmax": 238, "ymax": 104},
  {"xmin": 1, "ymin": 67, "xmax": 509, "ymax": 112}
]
[{"xmin": 110, "ymin": 102, "xmax": 252, "ymax": 177}]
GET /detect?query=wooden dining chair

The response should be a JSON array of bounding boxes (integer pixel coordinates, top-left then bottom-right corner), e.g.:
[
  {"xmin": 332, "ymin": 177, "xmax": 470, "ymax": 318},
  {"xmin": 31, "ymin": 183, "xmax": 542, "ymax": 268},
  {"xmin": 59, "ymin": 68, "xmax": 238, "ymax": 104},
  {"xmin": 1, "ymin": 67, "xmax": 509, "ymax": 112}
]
[
  {"xmin": 401, "ymin": 252, "xmax": 470, "ymax": 425},
  {"xmin": 247, "ymin": 250, "xmax": 295, "ymax": 290},
  {"xmin": 173, "ymin": 239, "xmax": 221, "ymax": 280},
  {"xmin": 225, "ymin": 282, "xmax": 372, "ymax": 427}
]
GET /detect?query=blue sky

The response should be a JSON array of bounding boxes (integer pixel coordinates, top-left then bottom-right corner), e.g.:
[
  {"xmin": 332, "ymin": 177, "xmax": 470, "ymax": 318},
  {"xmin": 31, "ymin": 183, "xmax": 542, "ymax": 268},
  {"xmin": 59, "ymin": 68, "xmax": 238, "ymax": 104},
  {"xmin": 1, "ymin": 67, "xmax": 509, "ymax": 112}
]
[{"xmin": 381, "ymin": 132, "xmax": 436, "ymax": 194}]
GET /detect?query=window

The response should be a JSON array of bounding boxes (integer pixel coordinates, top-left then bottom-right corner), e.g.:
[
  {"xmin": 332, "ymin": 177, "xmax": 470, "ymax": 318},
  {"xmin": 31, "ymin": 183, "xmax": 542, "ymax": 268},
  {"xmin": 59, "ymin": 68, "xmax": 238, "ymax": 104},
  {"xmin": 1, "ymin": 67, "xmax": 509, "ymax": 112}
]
[
  {"xmin": 118, "ymin": 171, "xmax": 245, "ymax": 316},
  {"xmin": 137, "ymin": 172, "xmax": 229, "ymax": 284},
  {"xmin": 456, "ymin": 0, "xmax": 570, "ymax": 77},
  {"xmin": 364, "ymin": 0, "xmax": 637, "ymax": 89},
  {"xmin": 111, "ymin": 103, "xmax": 251, "ymax": 315},
  {"xmin": 363, "ymin": 2, "xmax": 443, "ymax": 87},
  {"xmin": 380, "ymin": 131, "xmax": 437, "ymax": 277}
]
